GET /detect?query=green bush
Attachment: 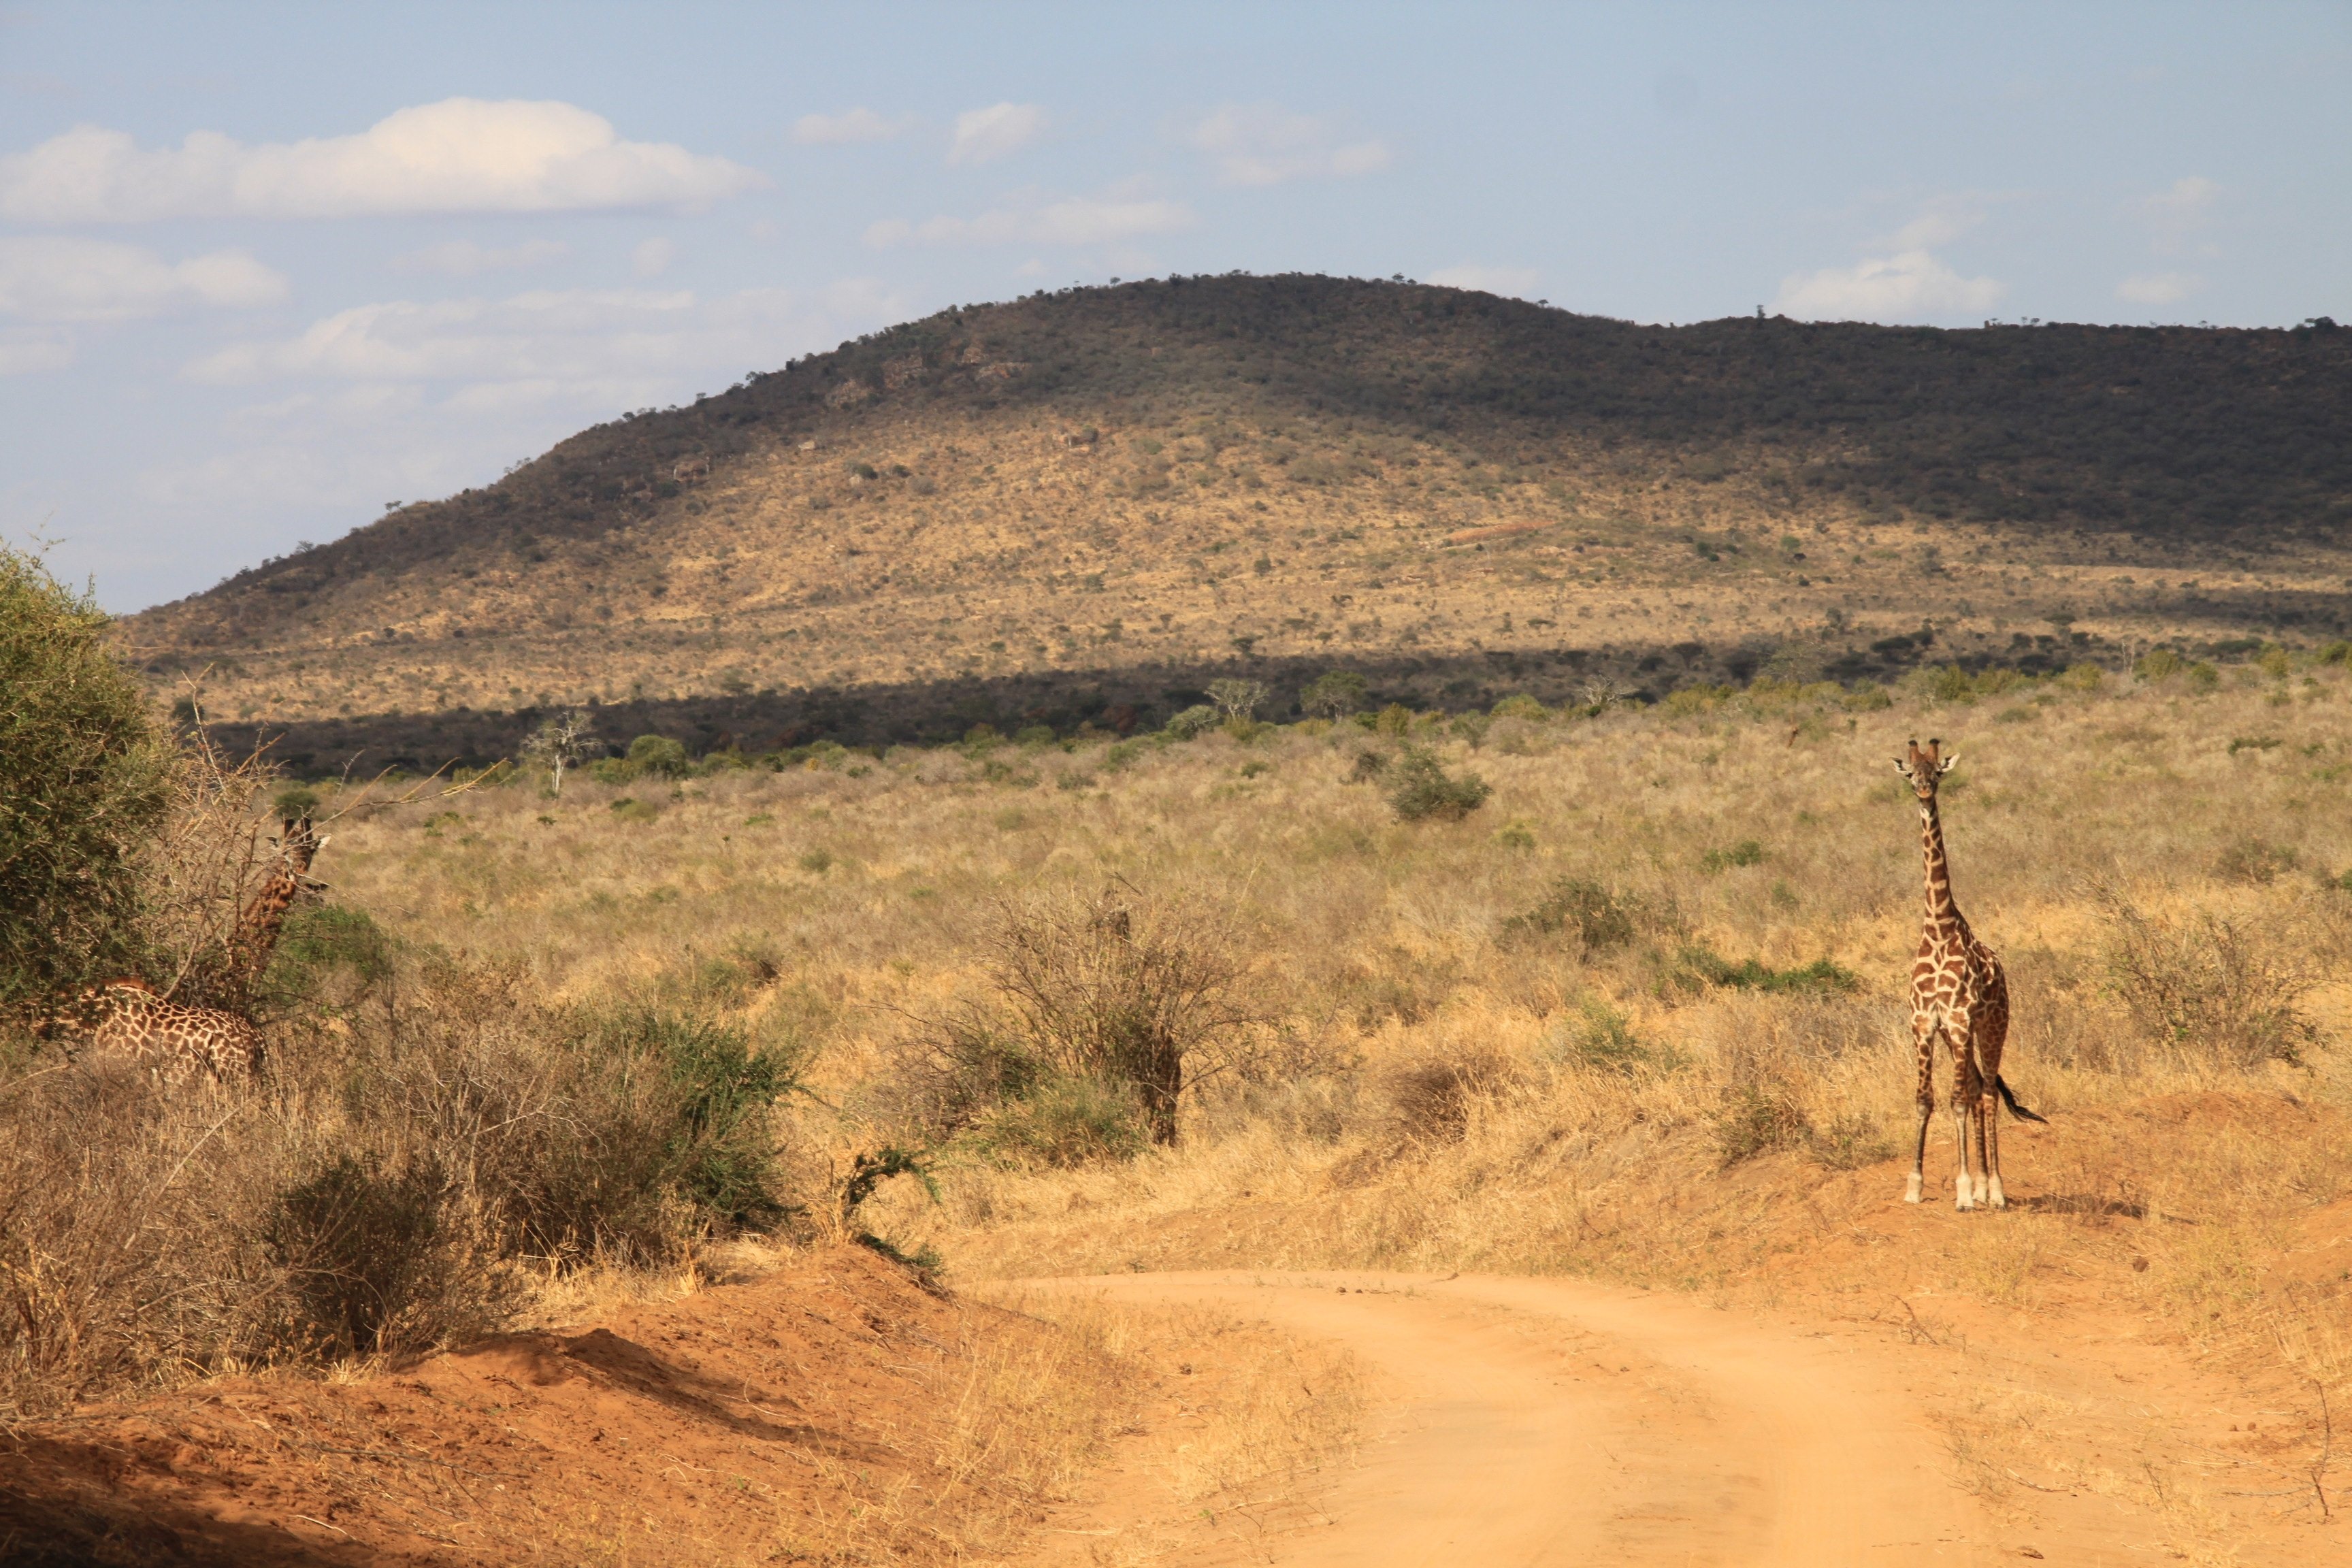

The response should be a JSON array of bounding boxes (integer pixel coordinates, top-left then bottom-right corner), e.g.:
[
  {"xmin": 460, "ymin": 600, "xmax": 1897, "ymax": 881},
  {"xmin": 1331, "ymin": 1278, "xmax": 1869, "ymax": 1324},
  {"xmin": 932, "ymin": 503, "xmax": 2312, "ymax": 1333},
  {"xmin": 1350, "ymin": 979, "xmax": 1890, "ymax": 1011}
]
[
  {"xmin": 606, "ymin": 1009, "xmax": 799, "ymax": 1226},
  {"xmin": 0, "ymin": 547, "xmax": 172, "ymax": 1011},
  {"xmin": 1489, "ymin": 694, "xmax": 1549, "ymax": 721},
  {"xmin": 968, "ymin": 1073, "xmax": 1149, "ymax": 1167},
  {"xmin": 1676, "ymin": 945, "xmax": 1859, "ymax": 995},
  {"xmin": 1386, "ymin": 746, "xmax": 1492, "ymax": 821},
  {"xmin": 623, "ymin": 734, "xmax": 692, "ymax": 779},
  {"xmin": 1544, "ymin": 998, "xmax": 1674, "ymax": 1077},
  {"xmin": 1699, "ymin": 840, "xmax": 1766, "ymax": 872},
  {"xmin": 1301, "ymin": 669, "xmax": 1370, "ymax": 718},
  {"xmin": 1164, "ymin": 704, "xmax": 1220, "ymax": 739},
  {"xmin": 1501, "ymin": 877, "xmax": 1651, "ymax": 950},
  {"xmin": 1714, "ymin": 1083, "xmax": 1814, "ymax": 1167},
  {"xmin": 261, "ymin": 903, "xmax": 393, "ymax": 1015}
]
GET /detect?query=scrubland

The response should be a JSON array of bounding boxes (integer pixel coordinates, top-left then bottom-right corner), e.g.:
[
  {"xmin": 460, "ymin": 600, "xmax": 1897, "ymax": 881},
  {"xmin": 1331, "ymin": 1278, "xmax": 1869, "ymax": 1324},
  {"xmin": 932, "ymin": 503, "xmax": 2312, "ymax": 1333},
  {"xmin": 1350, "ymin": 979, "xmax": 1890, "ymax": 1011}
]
[{"xmin": 13, "ymin": 645, "xmax": 2352, "ymax": 1557}]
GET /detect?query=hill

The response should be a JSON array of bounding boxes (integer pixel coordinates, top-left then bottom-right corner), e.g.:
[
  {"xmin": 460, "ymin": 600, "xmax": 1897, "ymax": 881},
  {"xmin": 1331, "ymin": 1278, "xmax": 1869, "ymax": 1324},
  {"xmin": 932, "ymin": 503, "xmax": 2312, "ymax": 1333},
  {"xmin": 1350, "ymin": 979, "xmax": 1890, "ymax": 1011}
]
[{"xmin": 118, "ymin": 275, "xmax": 2352, "ymax": 766}]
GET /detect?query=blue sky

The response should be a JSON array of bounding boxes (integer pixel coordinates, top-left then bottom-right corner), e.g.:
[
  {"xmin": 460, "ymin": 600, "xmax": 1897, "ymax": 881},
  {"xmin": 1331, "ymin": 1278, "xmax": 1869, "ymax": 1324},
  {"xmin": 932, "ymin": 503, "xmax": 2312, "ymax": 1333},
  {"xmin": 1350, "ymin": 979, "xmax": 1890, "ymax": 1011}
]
[{"xmin": 3, "ymin": 1, "xmax": 2345, "ymax": 612}]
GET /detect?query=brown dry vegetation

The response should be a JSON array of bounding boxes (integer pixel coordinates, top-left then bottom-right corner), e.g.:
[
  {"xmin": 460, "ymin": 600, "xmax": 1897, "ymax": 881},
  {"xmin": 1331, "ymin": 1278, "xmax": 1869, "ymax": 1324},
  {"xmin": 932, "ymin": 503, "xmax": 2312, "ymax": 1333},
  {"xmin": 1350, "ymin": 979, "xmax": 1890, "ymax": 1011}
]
[
  {"xmin": 15, "ymin": 628, "xmax": 2352, "ymax": 1559},
  {"xmin": 232, "ymin": 647, "xmax": 2349, "ymax": 1555},
  {"xmin": 118, "ymin": 277, "xmax": 2352, "ymax": 764}
]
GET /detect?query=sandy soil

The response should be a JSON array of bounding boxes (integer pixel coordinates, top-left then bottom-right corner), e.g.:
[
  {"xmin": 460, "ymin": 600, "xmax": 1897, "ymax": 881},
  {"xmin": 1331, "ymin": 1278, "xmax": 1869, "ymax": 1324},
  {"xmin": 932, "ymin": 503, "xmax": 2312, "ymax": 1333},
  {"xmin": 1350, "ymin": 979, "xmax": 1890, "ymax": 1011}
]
[
  {"xmin": 0, "ymin": 1245, "xmax": 1013, "ymax": 1567},
  {"xmin": 1011, "ymin": 1271, "xmax": 2338, "ymax": 1567}
]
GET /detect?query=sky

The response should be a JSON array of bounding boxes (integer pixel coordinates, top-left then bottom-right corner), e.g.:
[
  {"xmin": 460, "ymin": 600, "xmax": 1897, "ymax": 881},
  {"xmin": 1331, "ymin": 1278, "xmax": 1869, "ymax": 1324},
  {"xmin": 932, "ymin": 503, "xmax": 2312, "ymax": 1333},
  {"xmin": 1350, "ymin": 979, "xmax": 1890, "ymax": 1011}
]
[{"xmin": 3, "ymin": 2, "xmax": 2346, "ymax": 613}]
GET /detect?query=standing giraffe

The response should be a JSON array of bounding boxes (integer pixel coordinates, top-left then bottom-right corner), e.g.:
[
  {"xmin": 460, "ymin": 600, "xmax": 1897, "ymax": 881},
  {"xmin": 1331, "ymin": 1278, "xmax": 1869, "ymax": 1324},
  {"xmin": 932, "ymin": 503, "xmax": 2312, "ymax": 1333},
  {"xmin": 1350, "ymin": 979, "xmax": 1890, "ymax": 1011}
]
[{"xmin": 1895, "ymin": 738, "xmax": 2044, "ymax": 1209}]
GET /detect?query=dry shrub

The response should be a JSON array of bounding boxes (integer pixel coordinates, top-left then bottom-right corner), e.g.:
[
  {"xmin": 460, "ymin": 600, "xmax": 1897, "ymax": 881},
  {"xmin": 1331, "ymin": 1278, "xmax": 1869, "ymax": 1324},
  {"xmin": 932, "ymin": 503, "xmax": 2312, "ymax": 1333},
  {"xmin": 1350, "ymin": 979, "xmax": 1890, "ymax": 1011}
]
[
  {"xmin": 2097, "ymin": 889, "xmax": 2316, "ymax": 1069},
  {"xmin": 1381, "ymin": 1045, "xmax": 1516, "ymax": 1145},
  {"xmin": 898, "ymin": 885, "xmax": 1255, "ymax": 1156},
  {"xmin": 0, "ymin": 953, "xmax": 805, "ymax": 1416},
  {"xmin": 1714, "ymin": 1082, "xmax": 1813, "ymax": 1166}
]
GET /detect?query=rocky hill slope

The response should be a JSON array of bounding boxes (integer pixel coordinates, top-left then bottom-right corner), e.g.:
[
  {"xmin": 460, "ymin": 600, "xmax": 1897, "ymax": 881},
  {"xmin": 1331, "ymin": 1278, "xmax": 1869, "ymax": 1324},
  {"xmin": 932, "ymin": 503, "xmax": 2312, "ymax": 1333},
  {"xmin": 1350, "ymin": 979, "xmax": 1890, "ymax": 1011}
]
[{"xmin": 118, "ymin": 276, "xmax": 2352, "ymax": 763}]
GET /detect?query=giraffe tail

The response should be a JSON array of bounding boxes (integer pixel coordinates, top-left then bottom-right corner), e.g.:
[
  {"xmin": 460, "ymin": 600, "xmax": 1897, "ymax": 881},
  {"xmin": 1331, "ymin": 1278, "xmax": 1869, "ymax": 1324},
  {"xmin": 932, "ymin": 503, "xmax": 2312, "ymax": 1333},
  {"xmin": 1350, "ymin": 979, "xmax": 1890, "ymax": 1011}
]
[{"xmin": 1995, "ymin": 1075, "xmax": 2048, "ymax": 1124}]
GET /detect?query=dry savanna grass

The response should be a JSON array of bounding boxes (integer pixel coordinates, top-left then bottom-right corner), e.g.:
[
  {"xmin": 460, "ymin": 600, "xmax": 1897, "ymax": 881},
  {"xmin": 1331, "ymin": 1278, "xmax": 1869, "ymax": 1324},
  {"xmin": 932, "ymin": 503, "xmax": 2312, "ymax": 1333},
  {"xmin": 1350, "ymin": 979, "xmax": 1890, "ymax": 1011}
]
[
  {"xmin": 302, "ymin": 653, "xmax": 2352, "ymax": 1328},
  {"xmin": 35, "ymin": 647, "xmax": 2352, "ymax": 1558}
]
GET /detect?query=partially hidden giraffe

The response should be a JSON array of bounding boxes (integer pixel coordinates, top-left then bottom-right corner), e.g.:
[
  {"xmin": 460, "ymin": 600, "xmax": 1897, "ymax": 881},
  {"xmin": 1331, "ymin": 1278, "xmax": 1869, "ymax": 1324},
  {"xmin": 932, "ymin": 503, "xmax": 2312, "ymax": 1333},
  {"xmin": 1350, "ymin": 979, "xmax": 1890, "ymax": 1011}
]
[
  {"xmin": 1895, "ymin": 738, "xmax": 2046, "ymax": 1210},
  {"xmin": 226, "ymin": 814, "xmax": 329, "ymax": 997},
  {"xmin": 66, "ymin": 977, "xmax": 263, "ymax": 1088},
  {"xmin": 53, "ymin": 815, "xmax": 326, "ymax": 1089}
]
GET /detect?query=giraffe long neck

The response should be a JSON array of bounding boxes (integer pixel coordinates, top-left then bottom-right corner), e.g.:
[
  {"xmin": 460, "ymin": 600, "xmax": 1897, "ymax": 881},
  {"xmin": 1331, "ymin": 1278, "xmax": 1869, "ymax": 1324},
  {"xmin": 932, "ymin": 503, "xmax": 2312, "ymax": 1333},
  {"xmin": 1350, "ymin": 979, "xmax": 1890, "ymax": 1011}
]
[
  {"xmin": 1920, "ymin": 796, "xmax": 1963, "ymax": 928},
  {"xmin": 232, "ymin": 875, "xmax": 299, "ymax": 979}
]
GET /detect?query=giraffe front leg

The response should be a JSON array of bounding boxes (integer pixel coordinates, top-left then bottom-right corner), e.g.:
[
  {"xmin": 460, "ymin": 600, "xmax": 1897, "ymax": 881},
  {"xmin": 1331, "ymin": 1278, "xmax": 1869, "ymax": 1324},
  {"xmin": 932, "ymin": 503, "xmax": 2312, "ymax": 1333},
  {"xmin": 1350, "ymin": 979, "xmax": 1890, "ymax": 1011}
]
[
  {"xmin": 1906, "ymin": 1022, "xmax": 1935, "ymax": 1204},
  {"xmin": 1949, "ymin": 1029, "xmax": 1978, "ymax": 1211}
]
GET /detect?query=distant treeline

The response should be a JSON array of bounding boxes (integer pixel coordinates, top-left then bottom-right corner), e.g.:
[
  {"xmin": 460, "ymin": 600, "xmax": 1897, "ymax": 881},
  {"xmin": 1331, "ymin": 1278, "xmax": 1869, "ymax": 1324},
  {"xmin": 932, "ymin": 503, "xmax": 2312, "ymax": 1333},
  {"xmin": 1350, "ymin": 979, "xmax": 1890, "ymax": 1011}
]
[{"xmin": 204, "ymin": 627, "xmax": 2151, "ymax": 778}]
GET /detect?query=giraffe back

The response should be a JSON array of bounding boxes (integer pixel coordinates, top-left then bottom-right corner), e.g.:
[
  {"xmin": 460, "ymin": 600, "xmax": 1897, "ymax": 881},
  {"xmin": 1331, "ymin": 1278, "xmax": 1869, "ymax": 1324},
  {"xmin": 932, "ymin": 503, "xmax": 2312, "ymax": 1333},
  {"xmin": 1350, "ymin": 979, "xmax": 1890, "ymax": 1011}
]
[{"xmin": 77, "ymin": 982, "xmax": 263, "ymax": 1088}]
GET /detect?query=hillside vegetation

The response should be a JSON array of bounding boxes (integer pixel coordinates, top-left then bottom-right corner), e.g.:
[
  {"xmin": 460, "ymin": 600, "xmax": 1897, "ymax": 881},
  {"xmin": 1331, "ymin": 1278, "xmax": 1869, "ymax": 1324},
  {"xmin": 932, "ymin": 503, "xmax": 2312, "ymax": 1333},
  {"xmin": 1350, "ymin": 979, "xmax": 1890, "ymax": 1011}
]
[{"xmin": 119, "ymin": 276, "xmax": 2352, "ymax": 768}]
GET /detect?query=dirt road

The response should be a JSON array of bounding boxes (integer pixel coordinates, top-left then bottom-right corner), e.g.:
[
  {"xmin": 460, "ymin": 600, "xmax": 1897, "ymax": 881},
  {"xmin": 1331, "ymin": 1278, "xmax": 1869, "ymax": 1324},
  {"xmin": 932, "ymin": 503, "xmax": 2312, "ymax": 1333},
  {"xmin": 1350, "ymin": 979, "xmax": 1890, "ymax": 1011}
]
[{"xmin": 1017, "ymin": 1271, "xmax": 1995, "ymax": 1567}]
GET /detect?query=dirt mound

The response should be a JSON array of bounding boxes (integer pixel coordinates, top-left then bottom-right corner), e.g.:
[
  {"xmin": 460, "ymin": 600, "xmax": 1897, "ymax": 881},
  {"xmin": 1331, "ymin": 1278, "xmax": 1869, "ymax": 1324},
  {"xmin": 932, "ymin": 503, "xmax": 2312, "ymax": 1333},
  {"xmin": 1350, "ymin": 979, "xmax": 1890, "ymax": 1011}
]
[{"xmin": 0, "ymin": 1245, "xmax": 1009, "ymax": 1567}]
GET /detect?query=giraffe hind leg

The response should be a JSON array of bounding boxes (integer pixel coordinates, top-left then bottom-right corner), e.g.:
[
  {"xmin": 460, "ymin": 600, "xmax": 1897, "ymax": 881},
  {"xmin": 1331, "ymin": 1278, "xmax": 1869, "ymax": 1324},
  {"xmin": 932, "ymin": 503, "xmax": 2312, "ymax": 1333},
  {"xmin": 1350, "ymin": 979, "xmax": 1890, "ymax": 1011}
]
[{"xmin": 1983, "ymin": 1101, "xmax": 2006, "ymax": 1209}]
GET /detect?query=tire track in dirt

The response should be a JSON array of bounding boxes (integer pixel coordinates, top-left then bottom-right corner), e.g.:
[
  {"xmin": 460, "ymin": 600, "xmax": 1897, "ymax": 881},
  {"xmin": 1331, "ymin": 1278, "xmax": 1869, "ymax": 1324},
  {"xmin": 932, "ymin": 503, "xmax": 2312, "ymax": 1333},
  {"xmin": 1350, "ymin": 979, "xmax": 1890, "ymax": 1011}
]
[{"xmin": 1015, "ymin": 1271, "xmax": 1991, "ymax": 1567}]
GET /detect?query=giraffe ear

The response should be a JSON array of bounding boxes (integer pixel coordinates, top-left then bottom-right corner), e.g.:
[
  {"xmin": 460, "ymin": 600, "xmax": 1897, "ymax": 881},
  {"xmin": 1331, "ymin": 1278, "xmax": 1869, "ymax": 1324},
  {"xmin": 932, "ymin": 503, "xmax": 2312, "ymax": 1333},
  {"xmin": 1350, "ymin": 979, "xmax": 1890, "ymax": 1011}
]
[{"xmin": 1938, "ymin": 753, "xmax": 1959, "ymax": 774}]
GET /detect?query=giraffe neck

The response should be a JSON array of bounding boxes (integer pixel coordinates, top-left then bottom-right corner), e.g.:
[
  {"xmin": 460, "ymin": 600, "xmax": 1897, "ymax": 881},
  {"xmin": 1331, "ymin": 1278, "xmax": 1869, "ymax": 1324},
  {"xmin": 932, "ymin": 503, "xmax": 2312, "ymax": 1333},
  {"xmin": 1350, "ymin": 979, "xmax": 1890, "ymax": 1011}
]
[
  {"xmin": 1919, "ymin": 796, "xmax": 1964, "ymax": 930},
  {"xmin": 232, "ymin": 875, "xmax": 299, "ymax": 979}
]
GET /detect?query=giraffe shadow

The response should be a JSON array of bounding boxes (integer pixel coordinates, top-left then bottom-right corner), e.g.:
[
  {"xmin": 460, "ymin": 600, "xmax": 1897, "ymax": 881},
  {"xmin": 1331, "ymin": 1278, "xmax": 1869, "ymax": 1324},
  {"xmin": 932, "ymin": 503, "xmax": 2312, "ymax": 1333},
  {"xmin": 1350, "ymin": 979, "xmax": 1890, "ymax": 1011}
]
[{"xmin": 2012, "ymin": 1192, "xmax": 2146, "ymax": 1220}]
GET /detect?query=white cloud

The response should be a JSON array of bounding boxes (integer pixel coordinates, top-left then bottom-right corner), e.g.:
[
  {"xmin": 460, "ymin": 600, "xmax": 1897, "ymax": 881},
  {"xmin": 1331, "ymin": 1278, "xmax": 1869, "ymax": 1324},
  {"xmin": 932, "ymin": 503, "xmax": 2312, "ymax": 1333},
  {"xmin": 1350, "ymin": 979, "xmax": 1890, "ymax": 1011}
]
[
  {"xmin": 0, "ymin": 99, "xmax": 764, "ymax": 222},
  {"xmin": 2117, "ymin": 271, "xmax": 2201, "ymax": 305},
  {"xmin": 183, "ymin": 279, "xmax": 902, "ymax": 389},
  {"xmin": 1774, "ymin": 249, "xmax": 2003, "ymax": 323},
  {"xmin": 389, "ymin": 238, "xmax": 569, "ymax": 276},
  {"xmin": 2139, "ymin": 175, "xmax": 2218, "ymax": 251},
  {"xmin": 0, "ymin": 235, "xmax": 287, "ymax": 321},
  {"xmin": 2142, "ymin": 176, "xmax": 2219, "ymax": 223},
  {"xmin": 791, "ymin": 108, "xmax": 909, "ymax": 146},
  {"xmin": 1426, "ymin": 264, "xmax": 1539, "ymax": 298},
  {"xmin": 144, "ymin": 278, "xmax": 904, "ymax": 534},
  {"xmin": 0, "ymin": 328, "xmax": 74, "ymax": 375},
  {"xmin": 631, "ymin": 236, "xmax": 675, "ymax": 278},
  {"xmin": 947, "ymin": 102, "xmax": 1047, "ymax": 167},
  {"xmin": 1775, "ymin": 199, "xmax": 2004, "ymax": 323},
  {"xmin": 866, "ymin": 192, "xmax": 1192, "ymax": 249},
  {"xmin": 1187, "ymin": 103, "xmax": 1391, "ymax": 187}
]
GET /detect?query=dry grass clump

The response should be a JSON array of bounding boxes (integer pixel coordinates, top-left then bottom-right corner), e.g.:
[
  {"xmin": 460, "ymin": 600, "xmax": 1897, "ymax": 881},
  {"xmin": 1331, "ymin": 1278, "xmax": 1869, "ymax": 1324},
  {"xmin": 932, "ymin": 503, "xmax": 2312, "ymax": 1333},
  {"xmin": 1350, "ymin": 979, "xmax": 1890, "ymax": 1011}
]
[
  {"xmin": 2095, "ymin": 884, "xmax": 2320, "ymax": 1070},
  {"xmin": 881, "ymin": 885, "xmax": 1258, "ymax": 1163},
  {"xmin": 0, "ymin": 945, "xmax": 811, "ymax": 1418}
]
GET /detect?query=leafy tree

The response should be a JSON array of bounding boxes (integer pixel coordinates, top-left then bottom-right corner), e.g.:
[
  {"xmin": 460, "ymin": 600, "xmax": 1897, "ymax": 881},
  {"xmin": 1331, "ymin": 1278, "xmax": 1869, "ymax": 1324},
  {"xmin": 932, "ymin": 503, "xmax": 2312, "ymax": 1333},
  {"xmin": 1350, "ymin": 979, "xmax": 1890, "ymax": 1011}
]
[
  {"xmin": 1301, "ymin": 669, "xmax": 1369, "ymax": 719},
  {"xmin": 1386, "ymin": 746, "xmax": 1492, "ymax": 822},
  {"xmin": 1205, "ymin": 678, "xmax": 1268, "ymax": 721},
  {"xmin": 623, "ymin": 733, "xmax": 691, "ymax": 780},
  {"xmin": 0, "ymin": 546, "xmax": 172, "ymax": 1011}
]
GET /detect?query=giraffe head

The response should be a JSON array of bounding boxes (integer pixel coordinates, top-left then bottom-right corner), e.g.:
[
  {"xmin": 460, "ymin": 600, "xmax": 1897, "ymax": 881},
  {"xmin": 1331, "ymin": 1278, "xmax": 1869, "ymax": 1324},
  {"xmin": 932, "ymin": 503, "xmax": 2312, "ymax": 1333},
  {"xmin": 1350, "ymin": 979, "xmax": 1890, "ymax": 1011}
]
[
  {"xmin": 1893, "ymin": 736, "xmax": 1957, "ymax": 801},
  {"xmin": 274, "ymin": 815, "xmax": 331, "ymax": 892}
]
